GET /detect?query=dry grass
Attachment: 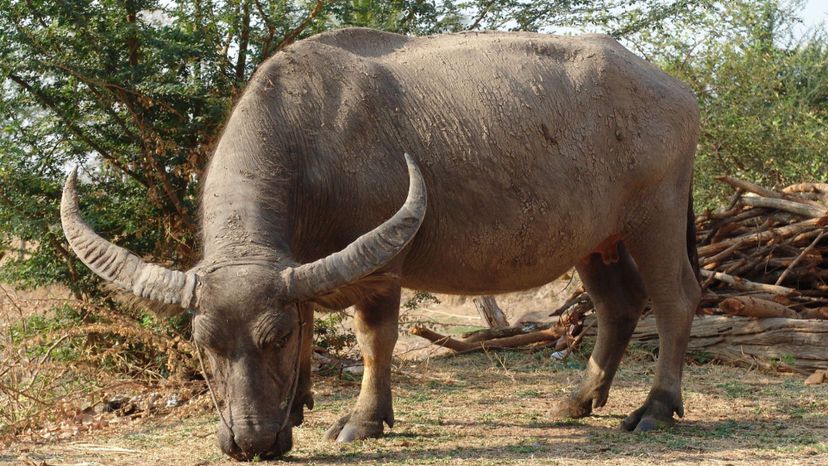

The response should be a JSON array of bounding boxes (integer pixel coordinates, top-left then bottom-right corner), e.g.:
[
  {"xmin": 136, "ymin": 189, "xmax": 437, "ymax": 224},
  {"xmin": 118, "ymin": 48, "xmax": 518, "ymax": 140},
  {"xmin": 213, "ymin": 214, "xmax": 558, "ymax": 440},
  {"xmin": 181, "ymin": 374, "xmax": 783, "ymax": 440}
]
[
  {"xmin": 3, "ymin": 282, "xmax": 826, "ymax": 465},
  {"xmin": 0, "ymin": 284, "xmax": 196, "ymax": 438},
  {"xmin": 4, "ymin": 347, "xmax": 827, "ymax": 465}
]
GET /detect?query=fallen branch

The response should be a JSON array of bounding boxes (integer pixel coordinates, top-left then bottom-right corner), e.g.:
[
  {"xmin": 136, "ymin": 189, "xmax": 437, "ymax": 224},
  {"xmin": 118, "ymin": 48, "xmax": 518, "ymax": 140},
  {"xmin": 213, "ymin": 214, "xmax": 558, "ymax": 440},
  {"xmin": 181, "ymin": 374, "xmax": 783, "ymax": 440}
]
[
  {"xmin": 410, "ymin": 326, "xmax": 562, "ymax": 354},
  {"xmin": 740, "ymin": 195, "xmax": 827, "ymax": 219},
  {"xmin": 698, "ymin": 218, "xmax": 822, "ymax": 256},
  {"xmin": 716, "ymin": 176, "xmax": 786, "ymax": 199},
  {"xmin": 783, "ymin": 182, "xmax": 828, "ymax": 194},
  {"xmin": 462, "ymin": 321, "xmax": 555, "ymax": 343},
  {"xmin": 775, "ymin": 231, "xmax": 825, "ymax": 285},
  {"xmin": 719, "ymin": 296, "xmax": 799, "ymax": 319},
  {"xmin": 700, "ymin": 269, "xmax": 797, "ymax": 296}
]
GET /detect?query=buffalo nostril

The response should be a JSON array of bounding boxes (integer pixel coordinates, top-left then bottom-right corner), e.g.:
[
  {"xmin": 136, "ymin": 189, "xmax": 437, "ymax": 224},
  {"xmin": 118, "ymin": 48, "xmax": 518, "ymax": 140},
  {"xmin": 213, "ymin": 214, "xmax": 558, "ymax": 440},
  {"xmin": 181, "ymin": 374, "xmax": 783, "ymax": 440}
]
[{"xmin": 217, "ymin": 423, "xmax": 245, "ymax": 460}]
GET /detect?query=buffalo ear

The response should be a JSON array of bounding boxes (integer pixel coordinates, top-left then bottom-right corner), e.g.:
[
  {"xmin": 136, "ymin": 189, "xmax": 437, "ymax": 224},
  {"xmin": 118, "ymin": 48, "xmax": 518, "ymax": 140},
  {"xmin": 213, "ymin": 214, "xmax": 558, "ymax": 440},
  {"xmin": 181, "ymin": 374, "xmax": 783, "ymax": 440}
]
[{"xmin": 310, "ymin": 273, "xmax": 399, "ymax": 311}]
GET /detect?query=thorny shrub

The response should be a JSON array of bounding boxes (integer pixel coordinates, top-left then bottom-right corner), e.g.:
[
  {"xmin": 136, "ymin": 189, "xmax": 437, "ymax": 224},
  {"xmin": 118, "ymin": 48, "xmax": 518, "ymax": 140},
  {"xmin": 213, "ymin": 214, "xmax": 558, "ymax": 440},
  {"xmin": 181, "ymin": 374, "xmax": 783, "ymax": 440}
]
[
  {"xmin": 313, "ymin": 311, "xmax": 357, "ymax": 358},
  {"xmin": 0, "ymin": 296, "xmax": 197, "ymax": 439},
  {"xmin": 399, "ymin": 291, "xmax": 442, "ymax": 333}
]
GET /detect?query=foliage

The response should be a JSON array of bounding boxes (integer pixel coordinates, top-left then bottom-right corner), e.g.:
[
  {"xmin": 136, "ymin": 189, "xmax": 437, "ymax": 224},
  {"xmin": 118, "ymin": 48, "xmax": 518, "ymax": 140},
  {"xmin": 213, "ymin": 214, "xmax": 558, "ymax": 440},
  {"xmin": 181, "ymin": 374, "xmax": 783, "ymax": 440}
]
[
  {"xmin": 313, "ymin": 311, "xmax": 356, "ymax": 357},
  {"xmin": 402, "ymin": 290, "xmax": 441, "ymax": 311},
  {"xmin": 633, "ymin": 0, "xmax": 828, "ymax": 208}
]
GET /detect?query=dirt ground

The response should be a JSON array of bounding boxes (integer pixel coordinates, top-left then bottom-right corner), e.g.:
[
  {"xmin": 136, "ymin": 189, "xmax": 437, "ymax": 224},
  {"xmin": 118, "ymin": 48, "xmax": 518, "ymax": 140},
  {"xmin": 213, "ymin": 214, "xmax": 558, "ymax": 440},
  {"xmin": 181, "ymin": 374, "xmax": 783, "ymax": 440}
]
[
  {"xmin": 3, "ymin": 282, "xmax": 828, "ymax": 465},
  {"xmin": 5, "ymin": 350, "xmax": 828, "ymax": 465}
]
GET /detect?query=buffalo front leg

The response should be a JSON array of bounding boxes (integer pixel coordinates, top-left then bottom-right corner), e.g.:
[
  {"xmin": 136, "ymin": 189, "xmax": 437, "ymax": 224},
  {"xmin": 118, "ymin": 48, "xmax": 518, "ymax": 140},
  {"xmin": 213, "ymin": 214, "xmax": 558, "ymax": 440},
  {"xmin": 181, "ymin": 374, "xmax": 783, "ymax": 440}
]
[
  {"xmin": 551, "ymin": 243, "xmax": 647, "ymax": 419},
  {"xmin": 325, "ymin": 286, "xmax": 400, "ymax": 442}
]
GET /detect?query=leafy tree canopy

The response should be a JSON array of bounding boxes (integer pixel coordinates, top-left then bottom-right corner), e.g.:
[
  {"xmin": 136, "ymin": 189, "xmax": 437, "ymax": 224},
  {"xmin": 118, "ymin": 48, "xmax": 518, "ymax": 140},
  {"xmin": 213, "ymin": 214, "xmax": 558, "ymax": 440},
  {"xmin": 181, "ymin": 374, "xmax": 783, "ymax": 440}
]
[
  {"xmin": 635, "ymin": 0, "xmax": 828, "ymax": 207},
  {"xmin": 0, "ymin": 0, "xmax": 823, "ymax": 298}
]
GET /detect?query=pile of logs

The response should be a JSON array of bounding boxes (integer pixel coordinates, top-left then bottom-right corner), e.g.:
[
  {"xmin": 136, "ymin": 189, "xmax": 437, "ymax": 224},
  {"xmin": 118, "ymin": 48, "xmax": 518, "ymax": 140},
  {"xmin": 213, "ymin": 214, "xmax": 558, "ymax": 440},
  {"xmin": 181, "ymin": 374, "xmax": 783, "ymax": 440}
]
[
  {"xmin": 696, "ymin": 176, "xmax": 828, "ymax": 318},
  {"xmin": 410, "ymin": 177, "xmax": 828, "ymax": 377}
]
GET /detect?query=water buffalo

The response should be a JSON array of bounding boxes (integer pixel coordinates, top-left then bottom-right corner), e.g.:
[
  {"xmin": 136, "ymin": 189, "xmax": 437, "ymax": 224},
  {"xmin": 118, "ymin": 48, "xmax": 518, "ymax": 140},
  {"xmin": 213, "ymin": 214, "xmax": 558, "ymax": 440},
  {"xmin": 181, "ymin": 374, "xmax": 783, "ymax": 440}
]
[{"xmin": 61, "ymin": 27, "xmax": 700, "ymax": 460}]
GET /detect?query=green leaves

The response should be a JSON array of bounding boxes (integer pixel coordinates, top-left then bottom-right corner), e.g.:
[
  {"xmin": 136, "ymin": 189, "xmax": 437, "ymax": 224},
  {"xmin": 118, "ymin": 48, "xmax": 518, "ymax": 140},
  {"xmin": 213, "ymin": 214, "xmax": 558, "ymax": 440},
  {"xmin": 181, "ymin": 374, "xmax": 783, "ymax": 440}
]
[{"xmin": 653, "ymin": 0, "xmax": 828, "ymax": 208}]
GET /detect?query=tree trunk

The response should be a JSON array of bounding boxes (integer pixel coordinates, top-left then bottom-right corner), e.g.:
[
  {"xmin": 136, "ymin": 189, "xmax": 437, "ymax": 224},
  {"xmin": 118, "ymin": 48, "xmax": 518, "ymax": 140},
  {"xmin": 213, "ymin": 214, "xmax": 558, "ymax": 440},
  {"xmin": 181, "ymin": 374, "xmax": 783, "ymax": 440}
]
[
  {"xmin": 473, "ymin": 296, "xmax": 509, "ymax": 328},
  {"xmin": 235, "ymin": 0, "xmax": 251, "ymax": 83}
]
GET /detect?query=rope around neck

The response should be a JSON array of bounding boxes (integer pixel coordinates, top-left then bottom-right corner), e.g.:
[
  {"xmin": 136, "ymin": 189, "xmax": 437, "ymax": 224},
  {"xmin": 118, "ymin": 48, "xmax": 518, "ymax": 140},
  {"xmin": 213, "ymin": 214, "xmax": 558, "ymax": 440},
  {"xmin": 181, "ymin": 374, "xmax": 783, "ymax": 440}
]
[
  {"xmin": 195, "ymin": 341, "xmax": 233, "ymax": 434},
  {"xmin": 279, "ymin": 304, "xmax": 304, "ymax": 432}
]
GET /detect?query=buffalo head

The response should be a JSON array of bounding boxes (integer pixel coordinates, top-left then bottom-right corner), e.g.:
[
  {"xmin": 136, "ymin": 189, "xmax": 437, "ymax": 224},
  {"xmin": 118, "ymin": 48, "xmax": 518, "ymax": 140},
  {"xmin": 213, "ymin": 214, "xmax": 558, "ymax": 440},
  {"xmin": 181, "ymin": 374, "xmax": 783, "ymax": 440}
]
[{"xmin": 59, "ymin": 154, "xmax": 426, "ymax": 460}]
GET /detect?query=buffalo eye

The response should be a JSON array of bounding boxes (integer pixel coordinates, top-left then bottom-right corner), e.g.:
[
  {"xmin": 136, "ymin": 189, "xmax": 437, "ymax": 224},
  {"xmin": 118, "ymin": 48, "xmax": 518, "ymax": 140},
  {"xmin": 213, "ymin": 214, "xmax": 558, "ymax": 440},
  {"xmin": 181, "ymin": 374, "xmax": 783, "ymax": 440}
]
[{"xmin": 260, "ymin": 327, "xmax": 293, "ymax": 350}]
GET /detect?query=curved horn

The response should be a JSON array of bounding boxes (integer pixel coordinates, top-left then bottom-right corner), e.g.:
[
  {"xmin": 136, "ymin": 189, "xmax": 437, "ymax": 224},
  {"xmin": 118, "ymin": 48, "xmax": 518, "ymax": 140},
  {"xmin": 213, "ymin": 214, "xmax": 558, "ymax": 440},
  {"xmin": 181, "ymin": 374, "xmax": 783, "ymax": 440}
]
[
  {"xmin": 283, "ymin": 153, "xmax": 427, "ymax": 300},
  {"xmin": 60, "ymin": 170, "xmax": 199, "ymax": 308}
]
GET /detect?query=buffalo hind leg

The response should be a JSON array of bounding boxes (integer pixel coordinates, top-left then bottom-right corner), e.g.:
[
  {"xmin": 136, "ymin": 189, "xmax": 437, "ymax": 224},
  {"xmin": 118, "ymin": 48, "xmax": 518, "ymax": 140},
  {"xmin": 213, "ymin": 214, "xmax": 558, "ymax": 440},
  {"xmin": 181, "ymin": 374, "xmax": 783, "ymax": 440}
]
[
  {"xmin": 324, "ymin": 285, "xmax": 400, "ymax": 442},
  {"xmin": 622, "ymin": 217, "xmax": 700, "ymax": 432},
  {"xmin": 551, "ymin": 243, "xmax": 646, "ymax": 419}
]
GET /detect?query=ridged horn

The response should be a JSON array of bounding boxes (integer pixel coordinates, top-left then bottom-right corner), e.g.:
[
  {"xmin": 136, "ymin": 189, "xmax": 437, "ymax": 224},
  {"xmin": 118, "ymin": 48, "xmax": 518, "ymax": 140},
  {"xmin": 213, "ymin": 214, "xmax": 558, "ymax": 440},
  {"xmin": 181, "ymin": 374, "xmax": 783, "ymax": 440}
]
[
  {"xmin": 60, "ymin": 170, "xmax": 199, "ymax": 308},
  {"xmin": 283, "ymin": 153, "xmax": 427, "ymax": 300}
]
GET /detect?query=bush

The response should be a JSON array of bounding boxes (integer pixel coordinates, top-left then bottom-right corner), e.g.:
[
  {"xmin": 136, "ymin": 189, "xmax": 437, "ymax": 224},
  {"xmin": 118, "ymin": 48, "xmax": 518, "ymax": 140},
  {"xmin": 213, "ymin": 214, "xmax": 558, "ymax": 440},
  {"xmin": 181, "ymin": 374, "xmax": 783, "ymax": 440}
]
[{"xmin": 637, "ymin": 0, "xmax": 828, "ymax": 208}]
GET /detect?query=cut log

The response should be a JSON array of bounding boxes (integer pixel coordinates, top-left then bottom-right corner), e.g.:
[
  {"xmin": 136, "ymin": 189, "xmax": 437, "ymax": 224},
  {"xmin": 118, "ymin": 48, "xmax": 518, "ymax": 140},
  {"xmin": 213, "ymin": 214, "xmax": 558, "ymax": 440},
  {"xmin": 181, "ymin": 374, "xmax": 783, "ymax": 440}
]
[
  {"xmin": 472, "ymin": 296, "xmax": 509, "ymax": 328},
  {"xmin": 585, "ymin": 315, "xmax": 828, "ymax": 374},
  {"xmin": 718, "ymin": 296, "xmax": 799, "ymax": 319}
]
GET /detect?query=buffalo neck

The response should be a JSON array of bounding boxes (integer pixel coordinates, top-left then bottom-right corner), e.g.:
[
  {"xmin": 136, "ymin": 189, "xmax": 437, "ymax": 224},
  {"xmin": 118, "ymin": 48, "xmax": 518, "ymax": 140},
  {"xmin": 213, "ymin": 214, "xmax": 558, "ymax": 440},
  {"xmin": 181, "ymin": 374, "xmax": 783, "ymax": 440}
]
[{"xmin": 199, "ymin": 88, "xmax": 298, "ymax": 266}]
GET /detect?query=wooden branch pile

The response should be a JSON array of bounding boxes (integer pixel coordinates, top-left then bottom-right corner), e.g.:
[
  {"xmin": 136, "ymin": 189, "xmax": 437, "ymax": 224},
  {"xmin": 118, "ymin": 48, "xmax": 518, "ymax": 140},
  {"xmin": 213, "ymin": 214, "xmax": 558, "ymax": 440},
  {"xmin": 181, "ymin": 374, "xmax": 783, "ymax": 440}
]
[
  {"xmin": 410, "ymin": 177, "xmax": 827, "ymax": 377},
  {"xmin": 697, "ymin": 177, "xmax": 828, "ymax": 319}
]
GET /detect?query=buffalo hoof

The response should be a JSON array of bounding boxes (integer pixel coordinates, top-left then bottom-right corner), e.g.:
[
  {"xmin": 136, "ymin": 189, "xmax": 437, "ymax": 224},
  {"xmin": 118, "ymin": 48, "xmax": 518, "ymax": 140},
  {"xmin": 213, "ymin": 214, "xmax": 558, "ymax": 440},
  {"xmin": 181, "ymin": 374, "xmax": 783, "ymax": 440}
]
[
  {"xmin": 324, "ymin": 413, "xmax": 385, "ymax": 443},
  {"xmin": 549, "ymin": 397, "xmax": 593, "ymax": 420},
  {"xmin": 621, "ymin": 389, "xmax": 683, "ymax": 432}
]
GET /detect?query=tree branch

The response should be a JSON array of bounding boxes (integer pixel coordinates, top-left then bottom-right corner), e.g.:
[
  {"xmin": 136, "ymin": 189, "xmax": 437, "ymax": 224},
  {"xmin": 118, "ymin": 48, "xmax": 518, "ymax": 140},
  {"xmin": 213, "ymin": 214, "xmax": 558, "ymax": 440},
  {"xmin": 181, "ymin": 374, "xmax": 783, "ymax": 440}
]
[
  {"xmin": 235, "ymin": 0, "xmax": 251, "ymax": 82},
  {"xmin": 272, "ymin": 0, "xmax": 324, "ymax": 55},
  {"xmin": 6, "ymin": 73, "xmax": 146, "ymax": 186},
  {"xmin": 254, "ymin": 0, "xmax": 277, "ymax": 60},
  {"xmin": 466, "ymin": 0, "xmax": 495, "ymax": 30},
  {"xmin": 49, "ymin": 236, "xmax": 84, "ymax": 300}
]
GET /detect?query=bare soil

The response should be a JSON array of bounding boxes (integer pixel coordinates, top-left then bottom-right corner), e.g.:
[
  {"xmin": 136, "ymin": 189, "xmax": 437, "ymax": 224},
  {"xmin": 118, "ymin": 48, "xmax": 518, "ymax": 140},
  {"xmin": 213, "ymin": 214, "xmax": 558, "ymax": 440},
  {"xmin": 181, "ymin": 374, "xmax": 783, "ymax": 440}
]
[
  {"xmin": 3, "ymin": 282, "xmax": 827, "ymax": 465},
  {"xmin": 5, "ymin": 346, "xmax": 828, "ymax": 465}
]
